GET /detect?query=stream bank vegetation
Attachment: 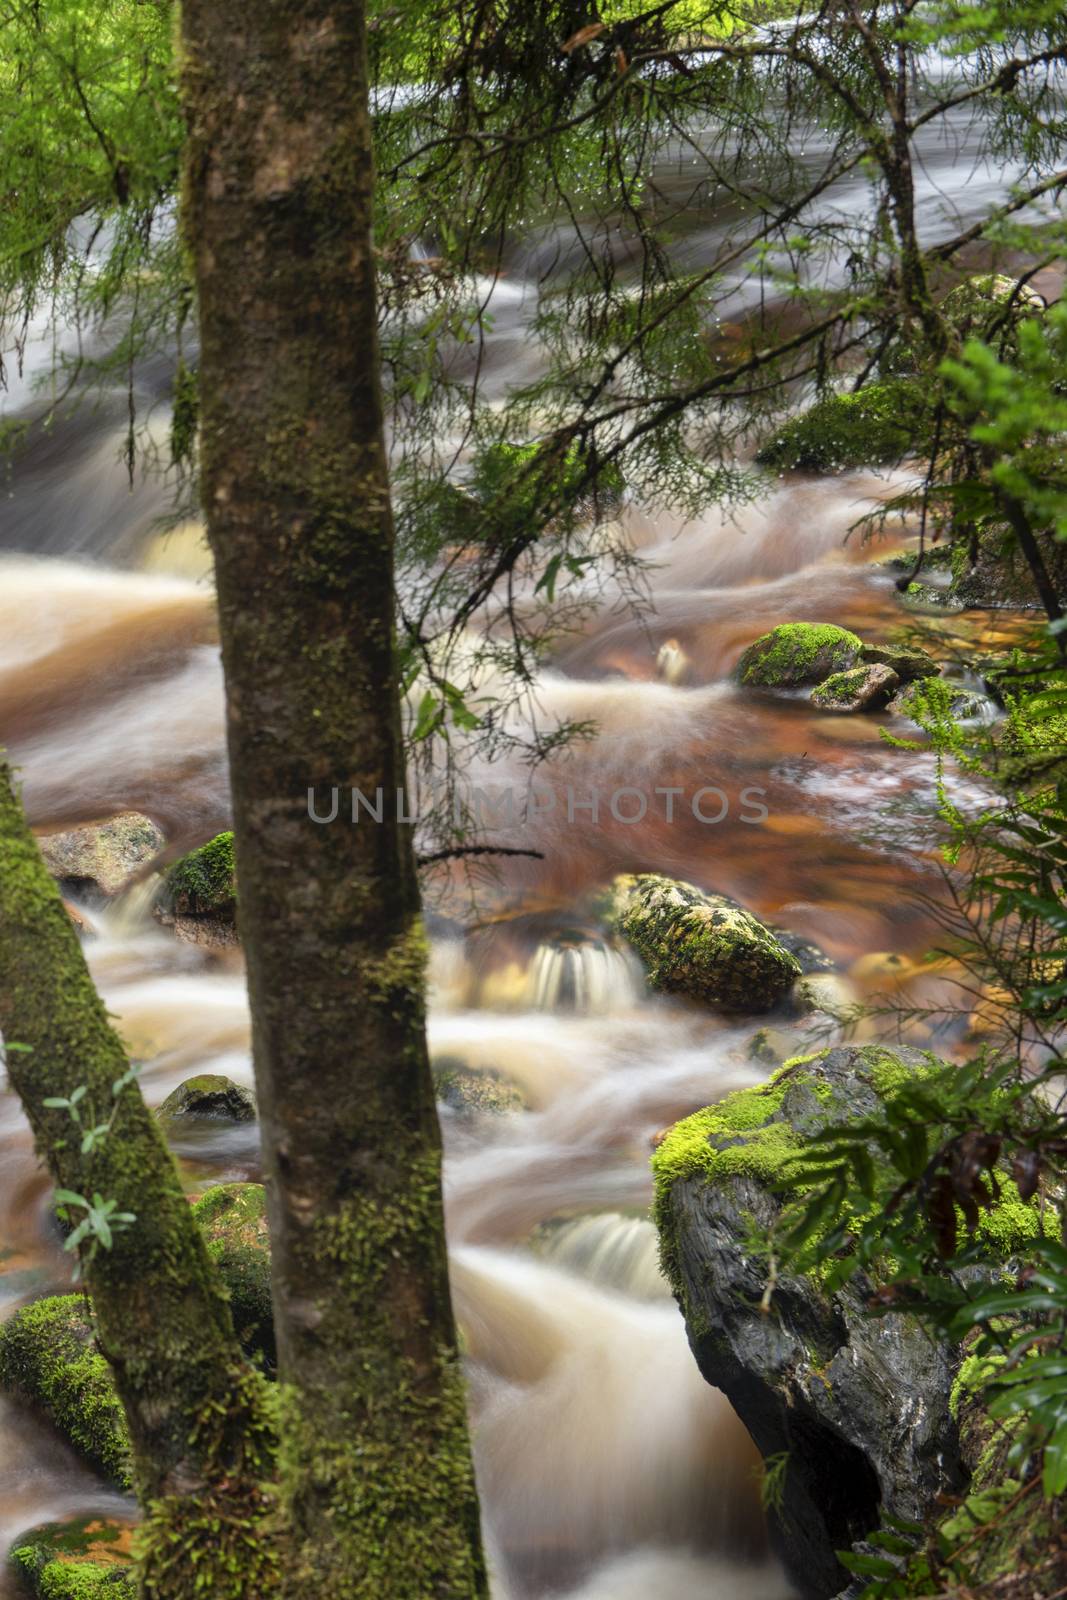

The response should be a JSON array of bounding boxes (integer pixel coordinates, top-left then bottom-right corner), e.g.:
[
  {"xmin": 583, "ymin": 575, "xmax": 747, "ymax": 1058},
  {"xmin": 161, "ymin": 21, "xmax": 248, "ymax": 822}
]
[{"xmin": 0, "ymin": 0, "xmax": 1065, "ymax": 1597}]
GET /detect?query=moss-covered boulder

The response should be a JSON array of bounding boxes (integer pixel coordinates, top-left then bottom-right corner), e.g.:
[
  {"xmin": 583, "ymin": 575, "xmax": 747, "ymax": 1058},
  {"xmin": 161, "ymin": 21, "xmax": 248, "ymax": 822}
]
[
  {"xmin": 157, "ymin": 1074, "xmax": 256, "ymax": 1124},
  {"xmin": 191, "ymin": 1183, "xmax": 274, "ymax": 1371},
  {"xmin": 432, "ymin": 1058, "xmax": 526, "ymax": 1119},
  {"xmin": 858, "ymin": 640, "xmax": 939, "ymax": 681},
  {"xmin": 0, "ymin": 1298, "xmax": 131, "ymax": 1487},
  {"xmin": 160, "ymin": 832, "xmax": 236, "ymax": 920},
  {"xmin": 1, "ymin": 1188, "xmax": 274, "ymax": 1468},
  {"xmin": 736, "ymin": 622, "xmax": 863, "ymax": 689},
  {"xmin": 10, "ymin": 1517, "xmax": 135, "ymax": 1600},
  {"xmin": 603, "ymin": 873, "xmax": 800, "ymax": 1013},
  {"xmin": 756, "ymin": 378, "xmax": 929, "ymax": 472},
  {"xmin": 811, "ymin": 662, "xmax": 899, "ymax": 712},
  {"xmin": 35, "ymin": 814, "xmax": 163, "ymax": 902},
  {"xmin": 652, "ymin": 1044, "xmax": 1049, "ymax": 1599}
]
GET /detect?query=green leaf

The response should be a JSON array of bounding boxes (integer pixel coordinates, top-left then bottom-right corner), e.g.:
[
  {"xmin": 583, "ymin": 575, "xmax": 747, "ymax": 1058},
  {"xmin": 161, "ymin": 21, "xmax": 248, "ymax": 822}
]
[{"xmin": 1043, "ymin": 1417, "xmax": 1067, "ymax": 1498}]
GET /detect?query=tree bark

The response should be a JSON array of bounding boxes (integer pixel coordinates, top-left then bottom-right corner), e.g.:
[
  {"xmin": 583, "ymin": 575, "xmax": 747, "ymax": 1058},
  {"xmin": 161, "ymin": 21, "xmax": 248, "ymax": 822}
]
[
  {"xmin": 0, "ymin": 763, "xmax": 277, "ymax": 1599},
  {"xmin": 179, "ymin": 3, "xmax": 488, "ymax": 1595}
]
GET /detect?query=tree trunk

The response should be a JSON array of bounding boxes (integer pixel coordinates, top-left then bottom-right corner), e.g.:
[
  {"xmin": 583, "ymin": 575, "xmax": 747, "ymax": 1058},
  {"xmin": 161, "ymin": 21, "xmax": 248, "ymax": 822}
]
[
  {"xmin": 0, "ymin": 764, "xmax": 277, "ymax": 1599},
  {"xmin": 179, "ymin": 3, "xmax": 488, "ymax": 1595}
]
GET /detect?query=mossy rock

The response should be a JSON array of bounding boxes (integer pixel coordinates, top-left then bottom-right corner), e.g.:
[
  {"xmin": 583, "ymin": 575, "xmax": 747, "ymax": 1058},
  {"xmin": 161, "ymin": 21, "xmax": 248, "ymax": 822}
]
[
  {"xmin": 603, "ymin": 873, "xmax": 800, "ymax": 1014},
  {"xmin": 755, "ymin": 378, "xmax": 930, "ymax": 472},
  {"xmin": 160, "ymin": 832, "xmax": 236, "ymax": 919},
  {"xmin": 1, "ymin": 1191, "xmax": 274, "ymax": 1470},
  {"xmin": 651, "ymin": 1045, "xmax": 1008, "ymax": 1596},
  {"xmin": 858, "ymin": 641, "xmax": 939, "ymax": 682},
  {"xmin": 431, "ymin": 1058, "xmax": 526, "ymax": 1119},
  {"xmin": 811, "ymin": 663, "xmax": 899, "ymax": 713},
  {"xmin": 157, "ymin": 1074, "xmax": 256, "ymax": 1124},
  {"xmin": 191, "ymin": 1183, "xmax": 274, "ymax": 1372},
  {"xmin": 35, "ymin": 814, "xmax": 164, "ymax": 902},
  {"xmin": 901, "ymin": 580, "xmax": 964, "ymax": 615},
  {"xmin": 890, "ymin": 677, "xmax": 985, "ymax": 726},
  {"xmin": 0, "ymin": 1298, "xmax": 131, "ymax": 1488},
  {"xmin": 10, "ymin": 1518, "xmax": 135, "ymax": 1600},
  {"xmin": 736, "ymin": 622, "xmax": 863, "ymax": 689}
]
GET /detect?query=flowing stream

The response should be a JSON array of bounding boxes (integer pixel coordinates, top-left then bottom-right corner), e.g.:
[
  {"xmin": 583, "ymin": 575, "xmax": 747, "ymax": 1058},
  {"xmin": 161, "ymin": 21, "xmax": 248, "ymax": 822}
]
[{"xmin": 0, "ymin": 86, "xmax": 1057, "ymax": 1599}]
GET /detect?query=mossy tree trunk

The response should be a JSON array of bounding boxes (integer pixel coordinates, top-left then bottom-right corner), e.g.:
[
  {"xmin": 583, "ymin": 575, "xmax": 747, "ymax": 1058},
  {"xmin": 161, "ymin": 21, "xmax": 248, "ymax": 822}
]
[
  {"xmin": 179, "ymin": 3, "xmax": 488, "ymax": 1595},
  {"xmin": 0, "ymin": 764, "xmax": 278, "ymax": 1599}
]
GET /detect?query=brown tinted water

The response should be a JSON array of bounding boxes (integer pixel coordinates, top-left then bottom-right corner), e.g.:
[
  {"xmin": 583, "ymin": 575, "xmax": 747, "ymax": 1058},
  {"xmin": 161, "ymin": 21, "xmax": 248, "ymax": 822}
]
[{"xmin": 0, "ymin": 461, "xmax": 1028, "ymax": 1597}]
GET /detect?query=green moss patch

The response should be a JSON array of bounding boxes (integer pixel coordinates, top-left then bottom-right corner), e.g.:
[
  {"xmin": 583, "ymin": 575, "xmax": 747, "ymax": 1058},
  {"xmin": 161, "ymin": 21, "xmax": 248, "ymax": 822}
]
[
  {"xmin": 10, "ymin": 1518, "xmax": 135, "ymax": 1600},
  {"xmin": 756, "ymin": 378, "xmax": 930, "ymax": 472},
  {"xmin": 161, "ymin": 832, "xmax": 236, "ymax": 917},
  {"xmin": 0, "ymin": 1298, "xmax": 131, "ymax": 1487},
  {"xmin": 736, "ymin": 622, "xmax": 863, "ymax": 688},
  {"xmin": 604, "ymin": 873, "xmax": 801, "ymax": 1012}
]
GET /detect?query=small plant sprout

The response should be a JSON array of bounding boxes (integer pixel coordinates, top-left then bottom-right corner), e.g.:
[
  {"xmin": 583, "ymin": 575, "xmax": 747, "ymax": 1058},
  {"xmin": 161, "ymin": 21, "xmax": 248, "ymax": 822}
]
[{"xmin": 43, "ymin": 1063, "xmax": 142, "ymax": 1276}]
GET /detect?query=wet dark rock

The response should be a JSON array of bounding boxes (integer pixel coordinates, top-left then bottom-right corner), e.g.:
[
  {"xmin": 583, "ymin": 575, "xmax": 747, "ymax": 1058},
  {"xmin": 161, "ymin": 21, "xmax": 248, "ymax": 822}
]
[
  {"xmin": 653, "ymin": 1045, "xmax": 967, "ymax": 1599},
  {"xmin": 157, "ymin": 1073, "xmax": 256, "ymax": 1124},
  {"xmin": 811, "ymin": 663, "xmax": 899, "ymax": 713}
]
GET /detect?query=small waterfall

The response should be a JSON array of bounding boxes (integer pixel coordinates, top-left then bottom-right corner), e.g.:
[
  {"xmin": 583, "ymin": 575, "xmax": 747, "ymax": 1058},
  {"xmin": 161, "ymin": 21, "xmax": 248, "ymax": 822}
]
[
  {"xmin": 525, "ymin": 937, "xmax": 641, "ymax": 1015},
  {"xmin": 536, "ymin": 1213, "xmax": 669, "ymax": 1300}
]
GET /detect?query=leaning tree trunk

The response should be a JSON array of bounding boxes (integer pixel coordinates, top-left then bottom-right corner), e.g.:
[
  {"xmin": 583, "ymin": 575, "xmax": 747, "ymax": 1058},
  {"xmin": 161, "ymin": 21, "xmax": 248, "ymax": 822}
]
[
  {"xmin": 179, "ymin": 4, "xmax": 488, "ymax": 1596},
  {"xmin": 0, "ymin": 764, "xmax": 277, "ymax": 1600}
]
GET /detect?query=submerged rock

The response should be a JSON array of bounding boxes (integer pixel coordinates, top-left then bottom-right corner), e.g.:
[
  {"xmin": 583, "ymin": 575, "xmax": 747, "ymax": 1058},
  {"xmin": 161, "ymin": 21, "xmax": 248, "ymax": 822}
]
[
  {"xmin": 157, "ymin": 1074, "xmax": 256, "ymax": 1124},
  {"xmin": 603, "ymin": 874, "xmax": 800, "ymax": 1013},
  {"xmin": 651, "ymin": 1045, "xmax": 1004, "ymax": 1597},
  {"xmin": 811, "ymin": 663, "xmax": 899, "ymax": 713},
  {"xmin": 36, "ymin": 813, "xmax": 163, "ymax": 902},
  {"xmin": 0, "ymin": 1297, "xmax": 131, "ymax": 1487},
  {"xmin": 9, "ymin": 1516, "xmax": 135, "ymax": 1600},
  {"xmin": 432, "ymin": 1058, "xmax": 526, "ymax": 1119},
  {"xmin": 736, "ymin": 623, "xmax": 862, "ymax": 690}
]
